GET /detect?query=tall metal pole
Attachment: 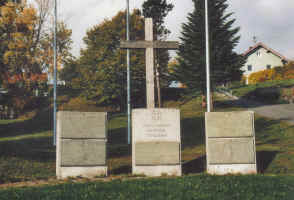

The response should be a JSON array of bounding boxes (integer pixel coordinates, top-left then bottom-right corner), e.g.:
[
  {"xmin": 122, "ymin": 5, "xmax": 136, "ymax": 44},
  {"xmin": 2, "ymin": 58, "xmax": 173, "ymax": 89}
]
[
  {"xmin": 126, "ymin": 0, "xmax": 131, "ymax": 145},
  {"xmin": 205, "ymin": 0, "xmax": 211, "ymax": 112},
  {"xmin": 53, "ymin": 0, "xmax": 57, "ymax": 146}
]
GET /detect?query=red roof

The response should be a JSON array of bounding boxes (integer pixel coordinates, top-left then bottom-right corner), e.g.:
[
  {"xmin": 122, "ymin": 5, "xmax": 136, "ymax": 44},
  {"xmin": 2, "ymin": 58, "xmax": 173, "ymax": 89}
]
[{"xmin": 242, "ymin": 42, "xmax": 290, "ymax": 62}]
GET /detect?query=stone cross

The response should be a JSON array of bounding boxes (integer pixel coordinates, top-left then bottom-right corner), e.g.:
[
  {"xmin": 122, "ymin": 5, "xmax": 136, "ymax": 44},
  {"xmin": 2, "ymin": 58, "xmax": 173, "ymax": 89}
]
[{"xmin": 120, "ymin": 18, "xmax": 179, "ymax": 108}]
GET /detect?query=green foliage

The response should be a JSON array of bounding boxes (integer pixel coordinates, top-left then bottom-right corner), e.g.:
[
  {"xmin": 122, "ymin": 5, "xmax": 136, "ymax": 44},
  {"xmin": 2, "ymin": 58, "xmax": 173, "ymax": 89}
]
[
  {"xmin": 66, "ymin": 10, "xmax": 146, "ymax": 109},
  {"xmin": 172, "ymin": 0, "xmax": 245, "ymax": 94},
  {"xmin": 142, "ymin": 0, "xmax": 174, "ymax": 37}
]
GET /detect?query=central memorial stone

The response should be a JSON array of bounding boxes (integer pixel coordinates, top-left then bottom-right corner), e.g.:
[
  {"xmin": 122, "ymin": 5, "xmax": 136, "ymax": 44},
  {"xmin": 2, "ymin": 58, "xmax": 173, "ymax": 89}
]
[
  {"xmin": 121, "ymin": 18, "xmax": 181, "ymax": 176},
  {"xmin": 132, "ymin": 109, "xmax": 181, "ymax": 176}
]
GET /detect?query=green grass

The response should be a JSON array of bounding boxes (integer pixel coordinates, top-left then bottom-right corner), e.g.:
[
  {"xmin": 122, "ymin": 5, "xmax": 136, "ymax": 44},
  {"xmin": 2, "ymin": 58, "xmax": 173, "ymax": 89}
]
[
  {"xmin": 0, "ymin": 175, "xmax": 294, "ymax": 199},
  {"xmin": 230, "ymin": 79, "xmax": 294, "ymax": 104},
  {"xmin": 0, "ymin": 95, "xmax": 294, "ymax": 185},
  {"xmin": 0, "ymin": 108, "xmax": 55, "ymax": 184}
]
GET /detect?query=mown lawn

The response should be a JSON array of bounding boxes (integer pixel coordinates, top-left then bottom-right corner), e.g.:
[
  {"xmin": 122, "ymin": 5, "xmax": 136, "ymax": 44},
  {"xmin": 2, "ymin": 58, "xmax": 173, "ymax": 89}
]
[
  {"xmin": 0, "ymin": 95, "xmax": 294, "ymax": 185},
  {"xmin": 0, "ymin": 175, "xmax": 294, "ymax": 200}
]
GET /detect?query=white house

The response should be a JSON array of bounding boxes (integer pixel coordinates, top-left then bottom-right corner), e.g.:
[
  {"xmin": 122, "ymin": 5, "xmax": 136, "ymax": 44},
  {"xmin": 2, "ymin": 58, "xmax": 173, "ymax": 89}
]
[{"xmin": 242, "ymin": 42, "xmax": 290, "ymax": 83}]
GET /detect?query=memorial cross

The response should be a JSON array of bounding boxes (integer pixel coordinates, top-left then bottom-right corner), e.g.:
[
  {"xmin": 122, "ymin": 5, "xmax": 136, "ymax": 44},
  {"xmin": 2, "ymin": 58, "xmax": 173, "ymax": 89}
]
[{"xmin": 120, "ymin": 18, "xmax": 179, "ymax": 108}]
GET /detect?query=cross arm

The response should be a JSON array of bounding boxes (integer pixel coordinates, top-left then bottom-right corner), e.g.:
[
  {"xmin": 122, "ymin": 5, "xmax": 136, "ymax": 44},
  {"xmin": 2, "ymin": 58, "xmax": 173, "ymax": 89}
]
[{"xmin": 120, "ymin": 41, "xmax": 179, "ymax": 50}]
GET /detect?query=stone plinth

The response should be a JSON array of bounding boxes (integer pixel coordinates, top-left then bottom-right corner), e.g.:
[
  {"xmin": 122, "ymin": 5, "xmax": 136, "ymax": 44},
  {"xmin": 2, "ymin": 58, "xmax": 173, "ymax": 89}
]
[
  {"xmin": 132, "ymin": 109, "xmax": 181, "ymax": 176},
  {"xmin": 56, "ymin": 112, "xmax": 107, "ymax": 179},
  {"xmin": 205, "ymin": 111, "xmax": 257, "ymax": 175}
]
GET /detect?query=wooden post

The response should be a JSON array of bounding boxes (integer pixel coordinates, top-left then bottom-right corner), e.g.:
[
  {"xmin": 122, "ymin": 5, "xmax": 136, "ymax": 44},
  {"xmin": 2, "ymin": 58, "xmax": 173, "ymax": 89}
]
[
  {"xmin": 145, "ymin": 18, "xmax": 155, "ymax": 108},
  {"xmin": 120, "ymin": 18, "xmax": 179, "ymax": 109}
]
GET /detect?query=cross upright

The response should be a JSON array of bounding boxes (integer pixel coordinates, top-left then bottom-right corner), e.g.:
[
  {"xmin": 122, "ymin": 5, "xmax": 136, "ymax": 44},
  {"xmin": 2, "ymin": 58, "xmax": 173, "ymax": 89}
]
[{"xmin": 120, "ymin": 18, "xmax": 179, "ymax": 108}]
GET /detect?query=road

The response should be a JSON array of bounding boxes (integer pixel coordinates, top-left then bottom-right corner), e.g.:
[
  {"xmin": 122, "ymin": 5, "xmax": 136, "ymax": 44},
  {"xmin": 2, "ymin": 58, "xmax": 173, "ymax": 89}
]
[{"xmin": 250, "ymin": 104, "xmax": 294, "ymax": 125}]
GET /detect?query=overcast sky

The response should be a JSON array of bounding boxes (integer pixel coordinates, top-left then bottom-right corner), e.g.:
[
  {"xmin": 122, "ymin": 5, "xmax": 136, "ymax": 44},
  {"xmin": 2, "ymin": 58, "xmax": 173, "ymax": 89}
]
[{"xmin": 52, "ymin": 0, "xmax": 294, "ymax": 59}]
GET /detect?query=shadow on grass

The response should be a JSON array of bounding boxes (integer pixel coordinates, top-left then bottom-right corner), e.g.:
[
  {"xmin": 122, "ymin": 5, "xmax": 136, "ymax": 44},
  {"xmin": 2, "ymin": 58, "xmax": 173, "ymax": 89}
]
[
  {"xmin": 108, "ymin": 128, "xmax": 127, "ymax": 145},
  {"xmin": 0, "ymin": 108, "xmax": 52, "ymax": 138},
  {"xmin": 181, "ymin": 116, "xmax": 205, "ymax": 149},
  {"xmin": 256, "ymin": 151, "xmax": 279, "ymax": 173},
  {"xmin": 0, "ymin": 136, "xmax": 55, "ymax": 184},
  {"xmin": 108, "ymin": 144, "xmax": 130, "ymax": 158},
  {"xmin": 215, "ymin": 99, "xmax": 263, "ymax": 109},
  {"xmin": 110, "ymin": 165, "xmax": 132, "ymax": 175},
  {"xmin": 182, "ymin": 156, "xmax": 206, "ymax": 175},
  {"xmin": 0, "ymin": 136, "xmax": 55, "ymax": 162}
]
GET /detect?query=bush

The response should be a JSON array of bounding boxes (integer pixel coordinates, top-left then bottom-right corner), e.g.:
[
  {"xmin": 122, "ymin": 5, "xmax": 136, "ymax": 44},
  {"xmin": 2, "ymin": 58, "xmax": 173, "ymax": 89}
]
[
  {"xmin": 59, "ymin": 96, "xmax": 117, "ymax": 112},
  {"xmin": 247, "ymin": 63, "xmax": 294, "ymax": 84}
]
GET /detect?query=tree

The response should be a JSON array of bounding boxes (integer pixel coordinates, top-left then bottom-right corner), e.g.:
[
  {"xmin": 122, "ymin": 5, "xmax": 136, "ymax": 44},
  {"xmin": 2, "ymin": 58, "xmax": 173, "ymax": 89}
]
[
  {"xmin": 0, "ymin": 1, "xmax": 73, "ymax": 113},
  {"xmin": 172, "ymin": 0, "xmax": 245, "ymax": 94},
  {"xmin": 65, "ymin": 10, "xmax": 146, "ymax": 109},
  {"xmin": 0, "ymin": 0, "xmax": 72, "ymax": 86},
  {"xmin": 39, "ymin": 21, "xmax": 73, "ymax": 75},
  {"xmin": 142, "ymin": 0, "xmax": 174, "ymax": 106}
]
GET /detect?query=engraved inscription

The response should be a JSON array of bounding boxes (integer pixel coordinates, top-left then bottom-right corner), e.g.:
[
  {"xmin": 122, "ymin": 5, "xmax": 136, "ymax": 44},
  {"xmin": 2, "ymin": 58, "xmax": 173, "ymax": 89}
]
[
  {"xmin": 132, "ymin": 109, "xmax": 181, "ymax": 142},
  {"xmin": 143, "ymin": 124, "xmax": 170, "ymax": 138},
  {"xmin": 152, "ymin": 110, "xmax": 162, "ymax": 121},
  {"xmin": 208, "ymin": 138, "xmax": 255, "ymax": 164}
]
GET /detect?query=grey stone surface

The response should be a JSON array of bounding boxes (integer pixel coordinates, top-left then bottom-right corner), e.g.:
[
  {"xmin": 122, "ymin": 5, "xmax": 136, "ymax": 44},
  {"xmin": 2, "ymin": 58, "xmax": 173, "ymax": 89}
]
[
  {"xmin": 58, "ymin": 112, "xmax": 106, "ymax": 139},
  {"xmin": 132, "ymin": 109, "xmax": 181, "ymax": 142},
  {"xmin": 135, "ymin": 142, "xmax": 180, "ymax": 165},
  {"xmin": 61, "ymin": 140, "xmax": 106, "ymax": 166},
  {"xmin": 56, "ymin": 111, "xmax": 107, "ymax": 179},
  {"xmin": 205, "ymin": 111, "xmax": 254, "ymax": 138},
  {"xmin": 205, "ymin": 111, "xmax": 257, "ymax": 175},
  {"xmin": 207, "ymin": 138, "xmax": 255, "ymax": 164},
  {"xmin": 132, "ymin": 108, "xmax": 182, "ymax": 176}
]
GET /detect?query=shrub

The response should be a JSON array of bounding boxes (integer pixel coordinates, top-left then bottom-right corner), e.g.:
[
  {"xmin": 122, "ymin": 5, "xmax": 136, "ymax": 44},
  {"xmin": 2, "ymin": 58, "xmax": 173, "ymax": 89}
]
[{"xmin": 248, "ymin": 64, "xmax": 293, "ymax": 84}]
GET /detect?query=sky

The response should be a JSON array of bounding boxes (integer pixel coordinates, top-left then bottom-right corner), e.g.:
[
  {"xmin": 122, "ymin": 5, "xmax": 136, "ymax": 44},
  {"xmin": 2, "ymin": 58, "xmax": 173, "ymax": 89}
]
[{"xmin": 48, "ymin": 0, "xmax": 294, "ymax": 60}]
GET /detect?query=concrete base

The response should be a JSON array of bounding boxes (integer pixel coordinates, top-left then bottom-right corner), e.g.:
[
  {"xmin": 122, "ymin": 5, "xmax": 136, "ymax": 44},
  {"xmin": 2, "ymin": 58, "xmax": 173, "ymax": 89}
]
[
  {"xmin": 133, "ymin": 165, "xmax": 181, "ymax": 177},
  {"xmin": 56, "ymin": 166, "xmax": 107, "ymax": 179},
  {"xmin": 207, "ymin": 164, "xmax": 257, "ymax": 175}
]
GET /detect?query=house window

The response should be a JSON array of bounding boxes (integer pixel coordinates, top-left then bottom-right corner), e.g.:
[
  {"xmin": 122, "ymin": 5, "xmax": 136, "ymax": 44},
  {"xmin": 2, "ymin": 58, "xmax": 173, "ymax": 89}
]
[
  {"xmin": 256, "ymin": 51, "xmax": 261, "ymax": 56},
  {"xmin": 266, "ymin": 65, "xmax": 271, "ymax": 70},
  {"xmin": 248, "ymin": 65, "xmax": 252, "ymax": 71}
]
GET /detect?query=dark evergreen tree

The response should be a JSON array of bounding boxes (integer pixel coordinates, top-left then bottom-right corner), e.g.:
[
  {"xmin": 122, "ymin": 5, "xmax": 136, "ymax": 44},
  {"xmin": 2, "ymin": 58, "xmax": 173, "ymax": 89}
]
[{"xmin": 172, "ymin": 0, "xmax": 245, "ymax": 94}]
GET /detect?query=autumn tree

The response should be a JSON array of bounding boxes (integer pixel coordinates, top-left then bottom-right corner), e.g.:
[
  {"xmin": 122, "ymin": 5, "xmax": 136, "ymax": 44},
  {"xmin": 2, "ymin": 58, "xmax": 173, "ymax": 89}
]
[
  {"xmin": 0, "ymin": 0, "xmax": 72, "ymax": 86},
  {"xmin": 0, "ymin": 0, "xmax": 73, "ymax": 113},
  {"xmin": 63, "ymin": 10, "xmax": 146, "ymax": 109}
]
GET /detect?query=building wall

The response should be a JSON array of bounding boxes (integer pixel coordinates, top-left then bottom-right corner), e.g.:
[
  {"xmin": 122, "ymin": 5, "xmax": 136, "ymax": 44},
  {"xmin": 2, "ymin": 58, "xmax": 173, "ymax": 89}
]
[{"xmin": 242, "ymin": 47, "xmax": 284, "ymax": 78}]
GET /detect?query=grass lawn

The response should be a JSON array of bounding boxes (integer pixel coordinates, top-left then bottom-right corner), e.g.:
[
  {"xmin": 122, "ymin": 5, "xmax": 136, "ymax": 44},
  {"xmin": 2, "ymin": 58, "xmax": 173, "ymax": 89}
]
[
  {"xmin": 0, "ymin": 175, "xmax": 294, "ymax": 200},
  {"xmin": 0, "ymin": 95, "xmax": 294, "ymax": 193},
  {"xmin": 230, "ymin": 79, "xmax": 294, "ymax": 104}
]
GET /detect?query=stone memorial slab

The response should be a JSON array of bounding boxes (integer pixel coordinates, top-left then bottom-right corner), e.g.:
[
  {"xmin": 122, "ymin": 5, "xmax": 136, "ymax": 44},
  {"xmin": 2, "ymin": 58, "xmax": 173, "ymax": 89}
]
[
  {"xmin": 132, "ymin": 108, "xmax": 181, "ymax": 176},
  {"xmin": 205, "ymin": 111, "xmax": 257, "ymax": 175},
  {"xmin": 135, "ymin": 142, "xmax": 180, "ymax": 165},
  {"xmin": 56, "ymin": 111, "xmax": 107, "ymax": 179},
  {"xmin": 61, "ymin": 140, "xmax": 106, "ymax": 166},
  {"xmin": 59, "ymin": 112, "xmax": 106, "ymax": 139}
]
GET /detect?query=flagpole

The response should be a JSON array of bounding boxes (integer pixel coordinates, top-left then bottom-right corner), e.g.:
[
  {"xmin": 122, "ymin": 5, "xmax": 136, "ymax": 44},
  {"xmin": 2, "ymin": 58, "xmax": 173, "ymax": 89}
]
[
  {"xmin": 53, "ymin": 0, "xmax": 57, "ymax": 145},
  {"xmin": 126, "ymin": 0, "xmax": 131, "ymax": 145},
  {"xmin": 205, "ymin": 0, "xmax": 211, "ymax": 112}
]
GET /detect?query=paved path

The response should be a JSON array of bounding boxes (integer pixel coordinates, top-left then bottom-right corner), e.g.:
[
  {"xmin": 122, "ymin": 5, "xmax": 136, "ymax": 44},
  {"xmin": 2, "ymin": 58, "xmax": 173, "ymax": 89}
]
[
  {"xmin": 218, "ymin": 91, "xmax": 294, "ymax": 125},
  {"xmin": 249, "ymin": 104, "xmax": 294, "ymax": 125}
]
